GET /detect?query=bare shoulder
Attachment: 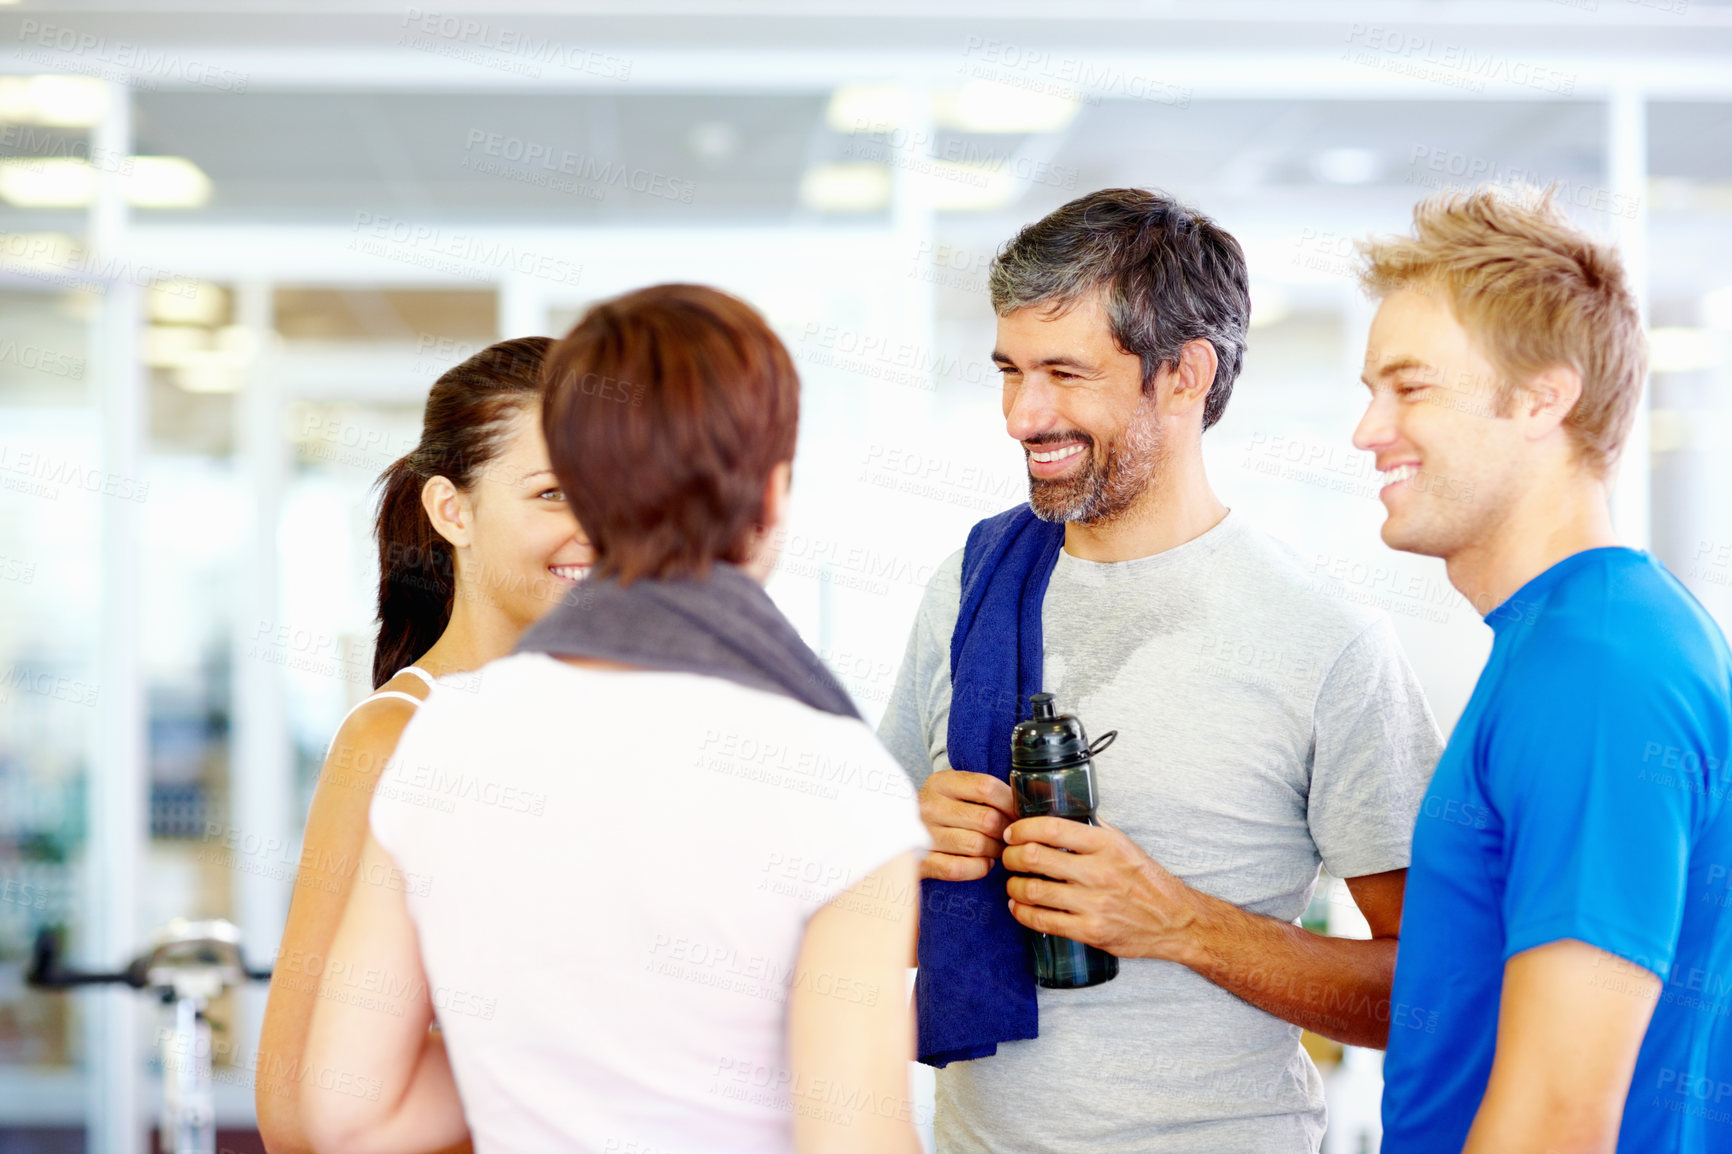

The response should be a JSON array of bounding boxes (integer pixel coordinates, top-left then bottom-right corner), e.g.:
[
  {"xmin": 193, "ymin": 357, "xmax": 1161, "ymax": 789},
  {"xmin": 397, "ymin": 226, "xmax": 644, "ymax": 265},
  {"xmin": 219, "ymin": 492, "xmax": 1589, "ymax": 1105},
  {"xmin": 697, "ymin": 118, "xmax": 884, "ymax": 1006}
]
[
  {"xmin": 320, "ymin": 682, "xmax": 427, "ymax": 789},
  {"xmin": 291, "ymin": 688, "xmax": 429, "ymax": 913}
]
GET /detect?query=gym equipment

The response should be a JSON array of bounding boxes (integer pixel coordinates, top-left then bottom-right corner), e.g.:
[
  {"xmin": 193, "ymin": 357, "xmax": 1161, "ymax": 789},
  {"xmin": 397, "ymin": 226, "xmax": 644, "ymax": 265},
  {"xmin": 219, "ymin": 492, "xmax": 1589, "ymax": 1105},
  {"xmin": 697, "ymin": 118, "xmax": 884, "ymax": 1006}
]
[{"xmin": 28, "ymin": 918, "xmax": 272, "ymax": 1154}]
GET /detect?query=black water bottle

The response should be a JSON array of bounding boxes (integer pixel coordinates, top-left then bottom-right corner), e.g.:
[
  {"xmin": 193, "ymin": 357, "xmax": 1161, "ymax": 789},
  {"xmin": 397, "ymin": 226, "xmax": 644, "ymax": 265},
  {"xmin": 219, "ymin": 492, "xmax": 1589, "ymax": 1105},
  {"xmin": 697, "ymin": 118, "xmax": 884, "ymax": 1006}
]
[{"xmin": 1009, "ymin": 692, "xmax": 1119, "ymax": 989}]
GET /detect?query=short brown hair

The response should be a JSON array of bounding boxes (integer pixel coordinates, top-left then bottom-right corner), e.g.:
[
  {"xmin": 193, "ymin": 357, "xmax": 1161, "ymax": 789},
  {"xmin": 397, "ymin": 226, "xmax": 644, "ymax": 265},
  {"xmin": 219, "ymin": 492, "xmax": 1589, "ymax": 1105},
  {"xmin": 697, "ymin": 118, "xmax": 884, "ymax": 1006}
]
[
  {"xmin": 1356, "ymin": 185, "xmax": 1646, "ymax": 478},
  {"xmin": 541, "ymin": 283, "xmax": 799, "ymax": 583}
]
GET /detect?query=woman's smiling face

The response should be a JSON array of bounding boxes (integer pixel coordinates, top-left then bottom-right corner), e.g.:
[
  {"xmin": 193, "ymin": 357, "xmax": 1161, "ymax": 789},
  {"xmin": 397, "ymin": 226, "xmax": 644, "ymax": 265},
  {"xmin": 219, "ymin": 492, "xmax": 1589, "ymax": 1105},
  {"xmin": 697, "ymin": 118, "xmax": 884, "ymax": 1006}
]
[{"xmin": 457, "ymin": 406, "xmax": 594, "ymax": 629}]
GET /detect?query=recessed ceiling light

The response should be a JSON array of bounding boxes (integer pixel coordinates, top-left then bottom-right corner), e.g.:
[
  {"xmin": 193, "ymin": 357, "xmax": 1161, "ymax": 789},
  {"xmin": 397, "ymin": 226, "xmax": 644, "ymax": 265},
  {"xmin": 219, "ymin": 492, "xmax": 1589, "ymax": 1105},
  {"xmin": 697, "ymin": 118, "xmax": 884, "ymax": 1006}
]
[
  {"xmin": 0, "ymin": 156, "xmax": 211, "ymax": 208},
  {"xmin": 0, "ymin": 75, "xmax": 106, "ymax": 127},
  {"xmin": 1312, "ymin": 147, "xmax": 1382, "ymax": 185},
  {"xmin": 149, "ymin": 281, "xmax": 228, "ymax": 326},
  {"xmin": 173, "ymin": 356, "xmax": 244, "ymax": 394},
  {"xmin": 0, "ymin": 159, "xmax": 95, "ymax": 207},
  {"xmin": 935, "ymin": 81, "xmax": 1081, "ymax": 134},
  {"xmin": 826, "ymin": 85, "xmax": 915, "ymax": 135},
  {"xmin": 798, "ymin": 163, "xmax": 891, "ymax": 212},
  {"xmin": 213, "ymin": 324, "xmax": 259, "ymax": 360},
  {"xmin": 126, "ymin": 157, "xmax": 211, "ymax": 208},
  {"xmin": 142, "ymin": 325, "xmax": 208, "ymax": 369},
  {"xmin": 164, "ymin": 327, "xmax": 257, "ymax": 393}
]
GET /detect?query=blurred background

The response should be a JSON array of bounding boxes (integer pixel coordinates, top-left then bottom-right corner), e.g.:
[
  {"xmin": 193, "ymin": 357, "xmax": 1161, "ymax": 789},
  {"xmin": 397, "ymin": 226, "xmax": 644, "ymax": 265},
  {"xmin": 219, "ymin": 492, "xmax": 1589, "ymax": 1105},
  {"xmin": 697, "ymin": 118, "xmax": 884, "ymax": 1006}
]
[{"xmin": 0, "ymin": 2, "xmax": 1729, "ymax": 1151}]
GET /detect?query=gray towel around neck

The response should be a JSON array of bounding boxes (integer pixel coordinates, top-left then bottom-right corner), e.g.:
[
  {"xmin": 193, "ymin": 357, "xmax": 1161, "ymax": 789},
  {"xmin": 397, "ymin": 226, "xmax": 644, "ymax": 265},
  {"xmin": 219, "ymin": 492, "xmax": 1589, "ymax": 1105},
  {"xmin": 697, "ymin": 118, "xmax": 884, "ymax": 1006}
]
[{"xmin": 513, "ymin": 563, "xmax": 861, "ymax": 721}]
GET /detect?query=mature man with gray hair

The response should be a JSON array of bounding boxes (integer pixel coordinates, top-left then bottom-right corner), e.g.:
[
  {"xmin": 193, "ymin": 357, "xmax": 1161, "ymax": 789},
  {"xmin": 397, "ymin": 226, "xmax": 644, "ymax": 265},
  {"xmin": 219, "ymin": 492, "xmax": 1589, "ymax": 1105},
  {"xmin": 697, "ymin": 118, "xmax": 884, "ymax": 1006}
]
[{"xmin": 878, "ymin": 188, "xmax": 1443, "ymax": 1151}]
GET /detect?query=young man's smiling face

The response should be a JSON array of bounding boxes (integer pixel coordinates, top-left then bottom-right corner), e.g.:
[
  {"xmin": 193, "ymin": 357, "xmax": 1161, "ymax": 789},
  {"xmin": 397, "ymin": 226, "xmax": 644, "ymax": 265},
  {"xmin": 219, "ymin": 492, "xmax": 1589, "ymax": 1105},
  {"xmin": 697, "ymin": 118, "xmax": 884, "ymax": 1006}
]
[
  {"xmin": 1354, "ymin": 286, "xmax": 1531, "ymax": 560},
  {"xmin": 994, "ymin": 290, "xmax": 1163, "ymax": 524}
]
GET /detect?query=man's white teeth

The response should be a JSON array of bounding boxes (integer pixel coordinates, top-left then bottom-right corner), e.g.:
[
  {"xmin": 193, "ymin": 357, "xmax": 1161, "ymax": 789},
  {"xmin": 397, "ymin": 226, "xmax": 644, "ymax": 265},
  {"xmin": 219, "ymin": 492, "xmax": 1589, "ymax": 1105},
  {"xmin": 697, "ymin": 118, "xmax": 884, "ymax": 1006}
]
[
  {"xmin": 549, "ymin": 565, "xmax": 590, "ymax": 582},
  {"xmin": 1382, "ymin": 464, "xmax": 1420, "ymax": 486},
  {"xmin": 1031, "ymin": 444, "xmax": 1086, "ymax": 464}
]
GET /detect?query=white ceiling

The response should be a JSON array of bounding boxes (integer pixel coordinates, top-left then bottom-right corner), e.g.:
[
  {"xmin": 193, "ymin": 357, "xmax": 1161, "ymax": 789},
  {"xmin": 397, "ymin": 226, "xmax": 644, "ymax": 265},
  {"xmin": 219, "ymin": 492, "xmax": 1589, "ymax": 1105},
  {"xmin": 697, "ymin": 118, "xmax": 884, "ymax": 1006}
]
[{"xmin": 0, "ymin": 2, "xmax": 1729, "ymax": 311}]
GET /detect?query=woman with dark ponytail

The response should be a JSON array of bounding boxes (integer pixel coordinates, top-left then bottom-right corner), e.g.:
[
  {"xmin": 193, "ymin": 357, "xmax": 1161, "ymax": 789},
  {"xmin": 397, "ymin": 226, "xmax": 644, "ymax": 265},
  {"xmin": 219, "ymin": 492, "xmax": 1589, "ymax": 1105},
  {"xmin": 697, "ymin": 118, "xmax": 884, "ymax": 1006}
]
[
  {"xmin": 257, "ymin": 336, "xmax": 592, "ymax": 1154},
  {"xmin": 301, "ymin": 287, "xmax": 927, "ymax": 1154}
]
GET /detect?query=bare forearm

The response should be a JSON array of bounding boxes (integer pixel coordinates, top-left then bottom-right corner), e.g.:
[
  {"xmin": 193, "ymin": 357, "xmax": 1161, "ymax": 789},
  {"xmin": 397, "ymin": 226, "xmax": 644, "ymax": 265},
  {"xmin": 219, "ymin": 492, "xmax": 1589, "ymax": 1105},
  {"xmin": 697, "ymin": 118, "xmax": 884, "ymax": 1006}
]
[
  {"xmin": 265, "ymin": 725, "xmax": 398, "ymax": 1153},
  {"xmin": 1176, "ymin": 890, "xmax": 1397, "ymax": 1049},
  {"xmin": 1000, "ymin": 822, "xmax": 1402, "ymax": 1047},
  {"xmin": 258, "ymin": 913, "xmax": 348, "ymax": 1153},
  {"xmin": 255, "ymin": 988, "xmax": 317, "ymax": 1154}
]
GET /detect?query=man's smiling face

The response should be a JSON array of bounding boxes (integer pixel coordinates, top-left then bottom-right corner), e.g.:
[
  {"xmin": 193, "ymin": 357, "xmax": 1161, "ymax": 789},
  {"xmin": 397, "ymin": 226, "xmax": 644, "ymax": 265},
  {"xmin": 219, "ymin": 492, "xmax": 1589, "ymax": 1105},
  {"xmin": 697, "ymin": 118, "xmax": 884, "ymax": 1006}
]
[
  {"xmin": 1354, "ymin": 286, "xmax": 1529, "ymax": 559},
  {"xmin": 995, "ymin": 290, "xmax": 1163, "ymax": 525}
]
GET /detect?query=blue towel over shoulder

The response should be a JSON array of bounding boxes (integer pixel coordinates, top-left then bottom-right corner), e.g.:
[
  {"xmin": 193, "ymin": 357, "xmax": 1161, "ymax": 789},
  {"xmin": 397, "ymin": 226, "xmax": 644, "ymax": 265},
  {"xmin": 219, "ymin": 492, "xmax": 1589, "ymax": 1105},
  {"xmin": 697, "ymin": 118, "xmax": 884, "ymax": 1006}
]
[{"xmin": 915, "ymin": 504, "xmax": 1065, "ymax": 1067}]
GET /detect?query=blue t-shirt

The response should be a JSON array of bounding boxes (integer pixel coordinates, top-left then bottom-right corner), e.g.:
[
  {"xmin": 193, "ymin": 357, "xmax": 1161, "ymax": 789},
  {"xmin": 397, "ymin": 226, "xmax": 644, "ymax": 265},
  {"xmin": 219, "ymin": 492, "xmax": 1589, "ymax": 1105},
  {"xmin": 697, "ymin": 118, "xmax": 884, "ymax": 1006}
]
[{"xmin": 1382, "ymin": 548, "xmax": 1732, "ymax": 1153}]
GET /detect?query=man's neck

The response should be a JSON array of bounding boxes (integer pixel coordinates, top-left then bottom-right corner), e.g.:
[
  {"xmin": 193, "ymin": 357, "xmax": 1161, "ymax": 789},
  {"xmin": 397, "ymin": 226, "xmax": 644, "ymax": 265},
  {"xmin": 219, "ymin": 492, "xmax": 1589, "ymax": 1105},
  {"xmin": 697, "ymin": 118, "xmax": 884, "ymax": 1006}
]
[
  {"xmin": 1062, "ymin": 450, "xmax": 1228, "ymax": 563},
  {"xmin": 1444, "ymin": 469, "xmax": 1621, "ymax": 617}
]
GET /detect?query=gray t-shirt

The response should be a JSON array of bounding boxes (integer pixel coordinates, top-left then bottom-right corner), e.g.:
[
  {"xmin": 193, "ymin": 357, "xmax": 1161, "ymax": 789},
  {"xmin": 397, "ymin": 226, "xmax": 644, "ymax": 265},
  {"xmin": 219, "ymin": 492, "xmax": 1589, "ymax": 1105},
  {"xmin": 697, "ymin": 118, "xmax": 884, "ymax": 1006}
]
[{"xmin": 879, "ymin": 512, "xmax": 1443, "ymax": 1154}]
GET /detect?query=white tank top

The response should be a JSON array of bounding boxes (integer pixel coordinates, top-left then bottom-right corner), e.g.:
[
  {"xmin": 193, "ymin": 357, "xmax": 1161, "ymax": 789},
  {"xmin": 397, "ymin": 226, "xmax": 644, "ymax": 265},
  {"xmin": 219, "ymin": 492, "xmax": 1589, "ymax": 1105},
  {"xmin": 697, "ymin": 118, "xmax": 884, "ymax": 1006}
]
[
  {"xmin": 367, "ymin": 653, "xmax": 931, "ymax": 1154},
  {"xmin": 336, "ymin": 666, "xmax": 436, "ymax": 730}
]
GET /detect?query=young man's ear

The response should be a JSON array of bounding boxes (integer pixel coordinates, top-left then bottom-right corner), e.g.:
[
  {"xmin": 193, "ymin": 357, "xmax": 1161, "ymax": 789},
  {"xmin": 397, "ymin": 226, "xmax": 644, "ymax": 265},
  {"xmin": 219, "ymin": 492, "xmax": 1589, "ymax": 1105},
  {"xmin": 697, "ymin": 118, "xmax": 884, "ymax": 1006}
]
[
  {"xmin": 422, "ymin": 476, "xmax": 474, "ymax": 549},
  {"xmin": 1519, "ymin": 364, "xmax": 1584, "ymax": 442}
]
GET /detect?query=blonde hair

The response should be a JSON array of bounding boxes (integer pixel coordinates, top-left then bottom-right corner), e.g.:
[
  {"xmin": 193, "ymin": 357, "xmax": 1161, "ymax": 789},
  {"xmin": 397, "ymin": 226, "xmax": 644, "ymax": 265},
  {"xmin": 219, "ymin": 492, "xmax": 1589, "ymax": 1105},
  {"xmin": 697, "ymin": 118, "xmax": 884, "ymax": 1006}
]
[{"xmin": 1356, "ymin": 185, "xmax": 1646, "ymax": 478}]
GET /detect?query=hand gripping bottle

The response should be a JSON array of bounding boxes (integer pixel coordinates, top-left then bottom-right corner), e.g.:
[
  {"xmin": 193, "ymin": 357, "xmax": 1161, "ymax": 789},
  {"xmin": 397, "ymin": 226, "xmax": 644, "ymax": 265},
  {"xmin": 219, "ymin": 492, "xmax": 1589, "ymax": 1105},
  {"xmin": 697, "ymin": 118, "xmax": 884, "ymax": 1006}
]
[{"xmin": 1008, "ymin": 692, "xmax": 1120, "ymax": 989}]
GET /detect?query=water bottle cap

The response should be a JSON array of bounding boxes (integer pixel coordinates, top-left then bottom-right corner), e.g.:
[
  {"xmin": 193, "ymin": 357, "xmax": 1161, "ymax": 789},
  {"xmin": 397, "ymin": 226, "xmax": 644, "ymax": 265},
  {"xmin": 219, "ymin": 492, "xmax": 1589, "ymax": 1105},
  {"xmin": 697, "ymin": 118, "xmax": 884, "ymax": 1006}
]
[{"xmin": 1010, "ymin": 693, "xmax": 1091, "ymax": 770}]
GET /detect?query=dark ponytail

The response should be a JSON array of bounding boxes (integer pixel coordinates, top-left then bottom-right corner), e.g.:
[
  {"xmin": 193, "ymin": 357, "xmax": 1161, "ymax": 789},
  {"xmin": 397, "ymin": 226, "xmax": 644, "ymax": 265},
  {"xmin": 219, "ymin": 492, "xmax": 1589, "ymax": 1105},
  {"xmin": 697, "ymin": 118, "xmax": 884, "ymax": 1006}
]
[{"xmin": 371, "ymin": 336, "xmax": 552, "ymax": 689}]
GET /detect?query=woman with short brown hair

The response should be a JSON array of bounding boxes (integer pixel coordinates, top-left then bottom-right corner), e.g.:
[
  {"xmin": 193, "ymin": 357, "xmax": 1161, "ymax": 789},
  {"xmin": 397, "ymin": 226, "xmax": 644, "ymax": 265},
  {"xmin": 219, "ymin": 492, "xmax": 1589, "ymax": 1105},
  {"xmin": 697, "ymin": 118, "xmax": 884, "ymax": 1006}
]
[{"xmin": 300, "ymin": 285, "xmax": 927, "ymax": 1154}]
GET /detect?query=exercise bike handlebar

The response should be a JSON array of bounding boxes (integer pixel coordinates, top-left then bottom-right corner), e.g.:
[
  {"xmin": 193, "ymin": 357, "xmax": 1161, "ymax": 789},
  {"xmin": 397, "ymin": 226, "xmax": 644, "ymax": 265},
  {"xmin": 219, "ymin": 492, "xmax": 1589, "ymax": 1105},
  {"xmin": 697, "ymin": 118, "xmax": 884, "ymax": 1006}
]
[
  {"xmin": 27, "ymin": 923, "xmax": 273, "ymax": 993},
  {"xmin": 27, "ymin": 929, "xmax": 147, "ymax": 988},
  {"xmin": 26, "ymin": 918, "xmax": 273, "ymax": 1154}
]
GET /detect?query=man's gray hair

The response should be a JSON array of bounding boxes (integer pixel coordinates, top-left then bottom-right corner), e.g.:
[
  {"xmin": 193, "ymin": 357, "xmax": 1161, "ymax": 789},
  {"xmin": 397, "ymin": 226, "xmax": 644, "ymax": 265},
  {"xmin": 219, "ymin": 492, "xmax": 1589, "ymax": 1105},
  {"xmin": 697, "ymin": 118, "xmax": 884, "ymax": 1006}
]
[{"xmin": 989, "ymin": 188, "xmax": 1251, "ymax": 430}]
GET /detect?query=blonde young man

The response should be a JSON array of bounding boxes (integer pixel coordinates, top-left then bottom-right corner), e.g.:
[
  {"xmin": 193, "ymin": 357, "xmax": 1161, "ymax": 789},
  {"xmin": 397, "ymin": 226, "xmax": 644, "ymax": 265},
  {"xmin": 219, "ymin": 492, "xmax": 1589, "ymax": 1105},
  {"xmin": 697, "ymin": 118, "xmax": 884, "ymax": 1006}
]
[{"xmin": 1356, "ymin": 188, "xmax": 1732, "ymax": 1153}]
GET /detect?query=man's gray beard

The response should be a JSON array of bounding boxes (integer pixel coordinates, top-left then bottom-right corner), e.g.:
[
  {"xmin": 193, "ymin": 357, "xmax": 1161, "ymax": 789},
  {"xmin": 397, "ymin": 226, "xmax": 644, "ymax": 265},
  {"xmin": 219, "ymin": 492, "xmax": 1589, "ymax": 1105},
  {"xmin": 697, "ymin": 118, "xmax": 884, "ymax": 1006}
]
[{"xmin": 1028, "ymin": 397, "xmax": 1163, "ymax": 525}]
